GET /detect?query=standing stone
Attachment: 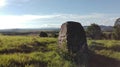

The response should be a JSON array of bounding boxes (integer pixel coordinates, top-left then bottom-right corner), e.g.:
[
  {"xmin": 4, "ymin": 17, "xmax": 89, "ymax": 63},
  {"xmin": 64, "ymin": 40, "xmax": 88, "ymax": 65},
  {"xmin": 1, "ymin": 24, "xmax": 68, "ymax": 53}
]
[
  {"xmin": 58, "ymin": 21, "xmax": 88, "ymax": 54},
  {"xmin": 58, "ymin": 21, "xmax": 88, "ymax": 67}
]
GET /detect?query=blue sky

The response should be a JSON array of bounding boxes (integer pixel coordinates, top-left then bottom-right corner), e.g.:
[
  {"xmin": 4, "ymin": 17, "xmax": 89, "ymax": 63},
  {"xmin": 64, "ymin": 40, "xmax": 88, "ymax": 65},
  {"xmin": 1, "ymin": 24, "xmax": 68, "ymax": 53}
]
[{"xmin": 0, "ymin": 0, "xmax": 120, "ymax": 29}]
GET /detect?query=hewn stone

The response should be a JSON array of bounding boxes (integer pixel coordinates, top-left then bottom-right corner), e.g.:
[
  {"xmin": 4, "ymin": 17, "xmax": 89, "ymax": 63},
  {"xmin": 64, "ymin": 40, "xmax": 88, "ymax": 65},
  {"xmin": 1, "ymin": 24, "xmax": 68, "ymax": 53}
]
[
  {"xmin": 58, "ymin": 21, "xmax": 88, "ymax": 54},
  {"xmin": 58, "ymin": 21, "xmax": 88, "ymax": 67}
]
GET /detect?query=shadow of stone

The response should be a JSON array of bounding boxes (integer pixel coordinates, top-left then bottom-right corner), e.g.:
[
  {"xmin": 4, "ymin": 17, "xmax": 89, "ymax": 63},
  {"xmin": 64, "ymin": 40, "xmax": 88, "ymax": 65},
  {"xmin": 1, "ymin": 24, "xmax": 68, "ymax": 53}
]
[
  {"xmin": 59, "ymin": 51, "xmax": 89, "ymax": 67},
  {"xmin": 88, "ymin": 53, "xmax": 120, "ymax": 67}
]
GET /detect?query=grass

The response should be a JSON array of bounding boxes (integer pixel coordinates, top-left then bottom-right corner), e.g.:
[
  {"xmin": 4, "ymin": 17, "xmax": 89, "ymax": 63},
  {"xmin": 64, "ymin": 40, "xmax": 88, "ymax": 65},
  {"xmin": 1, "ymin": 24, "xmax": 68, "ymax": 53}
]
[
  {"xmin": 88, "ymin": 40, "xmax": 120, "ymax": 67},
  {"xmin": 0, "ymin": 35, "xmax": 120, "ymax": 67},
  {"xmin": 88, "ymin": 40, "xmax": 120, "ymax": 60},
  {"xmin": 0, "ymin": 35, "xmax": 74, "ymax": 67}
]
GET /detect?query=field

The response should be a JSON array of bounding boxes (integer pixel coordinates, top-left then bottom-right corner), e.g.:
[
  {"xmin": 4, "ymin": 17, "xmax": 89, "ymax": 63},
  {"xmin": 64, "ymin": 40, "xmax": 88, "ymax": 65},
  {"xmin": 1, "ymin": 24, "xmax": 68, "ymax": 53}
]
[
  {"xmin": 0, "ymin": 35, "xmax": 120, "ymax": 67},
  {"xmin": 88, "ymin": 40, "xmax": 120, "ymax": 67}
]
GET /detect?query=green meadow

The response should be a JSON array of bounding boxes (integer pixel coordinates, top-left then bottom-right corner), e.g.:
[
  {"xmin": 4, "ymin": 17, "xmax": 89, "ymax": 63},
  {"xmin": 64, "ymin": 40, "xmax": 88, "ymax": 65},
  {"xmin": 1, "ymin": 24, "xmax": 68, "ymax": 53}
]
[{"xmin": 0, "ymin": 35, "xmax": 120, "ymax": 67}]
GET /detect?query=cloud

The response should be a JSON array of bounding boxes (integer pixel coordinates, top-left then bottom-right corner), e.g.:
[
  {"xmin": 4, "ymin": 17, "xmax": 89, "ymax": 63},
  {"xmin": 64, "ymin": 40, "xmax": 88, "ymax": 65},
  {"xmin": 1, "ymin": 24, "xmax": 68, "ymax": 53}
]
[
  {"xmin": 54, "ymin": 13, "xmax": 119, "ymax": 26},
  {"xmin": 0, "ymin": 13, "xmax": 119, "ymax": 29},
  {"xmin": 0, "ymin": 0, "xmax": 7, "ymax": 7},
  {"xmin": 0, "ymin": 14, "xmax": 59, "ymax": 29},
  {"xmin": 57, "ymin": 13, "xmax": 104, "ymax": 19},
  {"xmin": 0, "ymin": 14, "xmax": 59, "ymax": 23},
  {"xmin": 39, "ymin": 24, "xmax": 61, "ymax": 28}
]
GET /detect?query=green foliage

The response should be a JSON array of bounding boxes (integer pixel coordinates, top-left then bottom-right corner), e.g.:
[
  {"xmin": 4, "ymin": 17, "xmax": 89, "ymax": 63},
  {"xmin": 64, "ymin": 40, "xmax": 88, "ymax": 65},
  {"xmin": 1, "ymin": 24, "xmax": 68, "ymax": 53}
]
[
  {"xmin": 39, "ymin": 32, "xmax": 48, "ymax": 37},
  {"xmin": 48, "ymin": 33, "xmax": 58, "ymax": 38},
  {"xmin": 102, "ymin": 32, "xmax": 113, "ymax": 39},
  {"xmin": 0, "ymin": 35, "xmax": 73, "ymax": 67},
  {"xmin": 0, "ymin": 35, "xmax": 119, "ymax": 67},
  {"xmin": 86, "ymin": 23, "xmax": 102, "ymax": 39},
  {"xmin": 88, "ymin": 40, "xmax": 120, "ymax": 60},
  {"xmin": 113, "ymin": 25, "xmax": 120, "ymax": 40}
]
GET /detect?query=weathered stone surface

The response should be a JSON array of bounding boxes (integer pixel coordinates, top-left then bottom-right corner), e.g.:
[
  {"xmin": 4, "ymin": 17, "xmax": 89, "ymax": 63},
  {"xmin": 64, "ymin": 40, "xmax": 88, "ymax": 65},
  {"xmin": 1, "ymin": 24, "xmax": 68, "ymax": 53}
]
[
  {"xmin": 58, "ymin": 21, "xmax": 89, "ymax": 67},
  {"xmin": 58, "ymin": 21, "xmax": 88, "ymax": 54}
]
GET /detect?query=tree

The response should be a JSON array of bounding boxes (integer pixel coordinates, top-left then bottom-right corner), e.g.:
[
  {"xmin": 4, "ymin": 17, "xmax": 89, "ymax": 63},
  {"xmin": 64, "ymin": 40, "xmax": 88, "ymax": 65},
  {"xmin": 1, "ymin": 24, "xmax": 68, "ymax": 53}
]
[
  {"xmin": 113, "ymin": 26, "xmax": 120, "ymax": 40},
  {"xmin": 86, "ymin": 23, "xmax": 102, "ymax": 39},
  {"xmin": 113, "ymin": 18, "xmax": 120, "ymax": 40},
  {"xmin": 102, "ymin": 32, "xmax": 113, "ymax": 39},
  {"xmin": 39, "ymin": 31, "xmax": 48, "ymax": 37}
]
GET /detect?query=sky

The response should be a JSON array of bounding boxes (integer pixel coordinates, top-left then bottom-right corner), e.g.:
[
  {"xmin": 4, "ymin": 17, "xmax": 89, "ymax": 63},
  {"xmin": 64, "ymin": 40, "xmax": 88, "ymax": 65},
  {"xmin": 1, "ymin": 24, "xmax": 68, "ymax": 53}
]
[{"xmin": 0, "ymin": 0, "xmax": 120, "ymax": 29}]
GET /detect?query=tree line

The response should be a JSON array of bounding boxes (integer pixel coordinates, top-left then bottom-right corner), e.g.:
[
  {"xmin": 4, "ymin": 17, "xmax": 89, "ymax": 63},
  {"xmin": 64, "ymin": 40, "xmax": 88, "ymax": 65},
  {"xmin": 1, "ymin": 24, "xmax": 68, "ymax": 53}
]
[{"xmin": 86, "ymin": 18, "xmax": 120, "ymax": 40}]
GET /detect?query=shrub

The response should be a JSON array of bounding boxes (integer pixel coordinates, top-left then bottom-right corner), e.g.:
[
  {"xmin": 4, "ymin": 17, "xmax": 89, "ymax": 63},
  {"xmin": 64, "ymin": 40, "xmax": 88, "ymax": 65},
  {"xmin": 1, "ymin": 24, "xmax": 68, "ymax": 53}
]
[
  {"xmin": 39, "ymin": 32, "xmax": 48, "ymax": 37},
  {"xmin": 86, "ymin": 23, "xmax": 102, "ymax": 39}
]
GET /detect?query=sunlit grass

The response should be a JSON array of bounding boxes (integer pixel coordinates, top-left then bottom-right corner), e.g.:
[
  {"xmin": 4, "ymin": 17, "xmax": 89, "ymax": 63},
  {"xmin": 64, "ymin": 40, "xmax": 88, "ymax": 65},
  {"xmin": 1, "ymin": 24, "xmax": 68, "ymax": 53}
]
[
  {"xmin": 88, "ymin": 40, "xmax": 120, "ymax": 60},
  {"xmin": 0, "ymin": 35, "xmax": 120, "ymax": 67},
  {"xmin": 0, "ymin": 35, "xmax": 73, "ymax": 67}
]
